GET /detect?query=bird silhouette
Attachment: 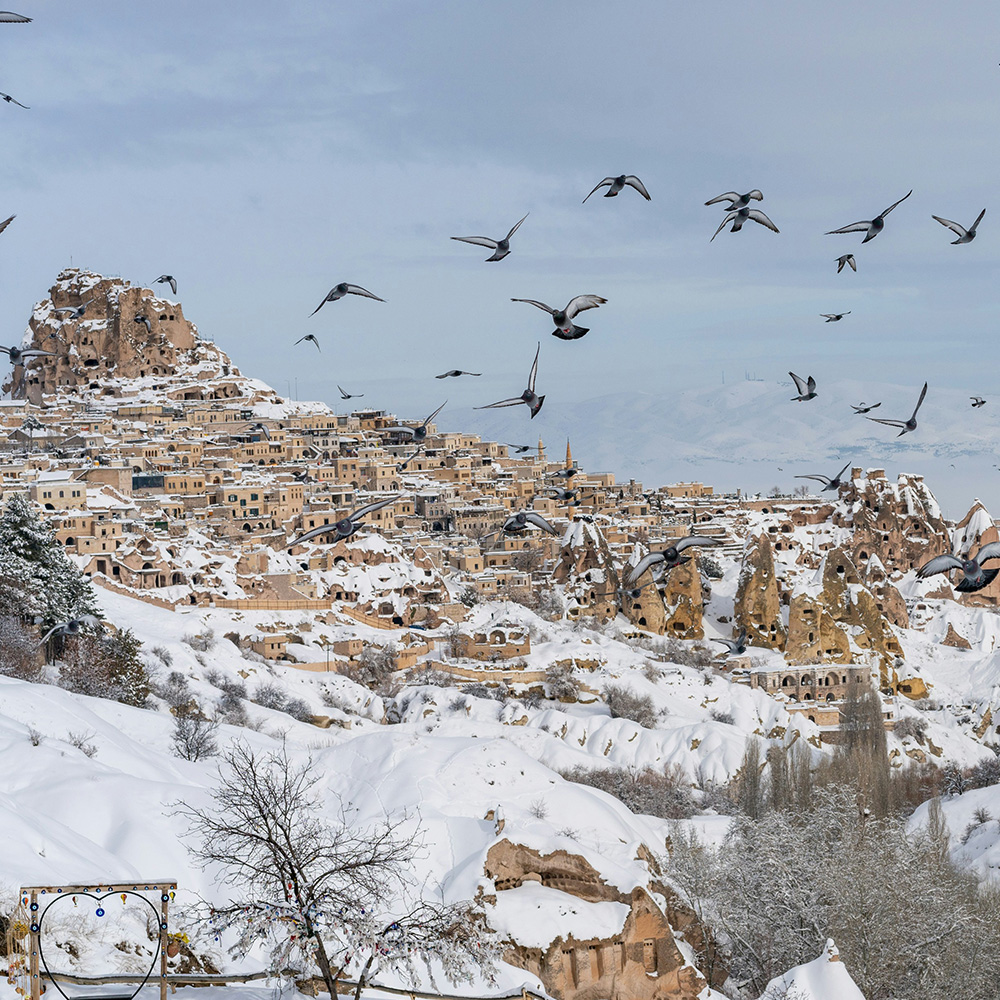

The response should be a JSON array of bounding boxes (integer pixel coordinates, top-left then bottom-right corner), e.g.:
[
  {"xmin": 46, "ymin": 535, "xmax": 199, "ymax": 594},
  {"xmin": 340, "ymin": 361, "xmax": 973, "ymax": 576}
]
[
  {"xmin": 917, "ymin": 542, "xmax": 1000, "ymax": 592},
  {"xmin": 583, "ymin": 175, "xmax": 651, "ymax": 203},
  {"xmin": 391, "ymin": 402, "xmax": 446, "ymax": 441},
  {"xmin": 338, "ymin": 385, "xmax": 363, "ymax": 399},
  {"xmin": 826, "ymin": 189, "xmax": 912, "ymax": 243},
  {"xmin": 712, "ymin": 627, "xmax": 749, "ymax": 656},
  {"xmin": 0, "ymin": 91, "xmax": 28, "ymax": 108},
  {"xmin": 794, "ymin": 461, "xmax": 851, "ymax": 492},
  {"xmin": 134, "ymin": 314, "xmax": 151, "ymax": 335},
  {"xmin": 971, "ymin": 396, "xmax": 986, "ymax": 408},
  {"xmin": 821, "ymin": 312, "xmax": 851, "ymax": 322},
  {"xmin": 52, "ymin": 300, "xmax": 93, "ymax": 321},
  {"xmin": 0, "ymin": 12, "xmax": 32, "ymax": 22},
  {"xmin": 283, "ymin": 497, "xmax": 398, "ymax": 549},
  {"xmin": 627, "ymin": 536, "xmax": 721, "ymax": 586},
  {"xmin": 435, "ymin": 370, "xmax": 481, "ymax": 379},
  {"xmin": 705, "ymin": 189, "xmax": 763, "ymax": 210},
  {"xmin": 450, "ymin": 212, "xmax": 528, "ymax": 261},
  {"xmin": 475, "ymin": 343, "xmax": 545, "ymax": 418},
  {"xmin": 511, "ymin": 295, "xmax": 607, "ymax": 340},
  {"xmin": 310, "ymin": 283, "xmax": 385, "ymax": 316},
  {"xmin": 851, "ymin": 402, "xmax": 881, "ymax": 414},
  {"xmin": 153, "ymin": 274, "xmax": 177, "ymax": 294},
  {"xmin": 867, "ymin": 382, "xmax": 927, "ymax": 436},
  {"xmin": 836, "ymin": 254, "xmax": 857, "ymax": 273},
  {"xmin": 295, "ymin": 334, "xmax": 321, "ymax": 351},
  {"xmin": 38, "ymin": 615, "xmax": 102, "ymax": 646},
  {"xmin": 0, "ymin": 345, "xmax": 55, "ymax": 367},
  {"xmin": 0, "ymin": 214, "xmax": 14, "ymax": 235},
  {"xmin": 710, "ymin": 207, "xmax": 779, "ymax": 241},
  {"xmin": 500, "ymin": 511, "xmax": 559, "ymax": 535},
  {"xmin": 932, "ymin": 208, "xmax": 986, "ymax": 244},
  {"xmin": 395, "ymin": 446, "xmax": 424, "ymax": 472},
  {"xmin": 789, "ymin": 372, "xmax": 817, "ymax": 401}
]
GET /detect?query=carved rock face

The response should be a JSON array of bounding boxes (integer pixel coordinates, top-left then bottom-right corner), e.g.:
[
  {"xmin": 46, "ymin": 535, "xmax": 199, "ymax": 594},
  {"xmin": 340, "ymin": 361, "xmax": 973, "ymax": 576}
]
[
  {"xmin": 734, "ymin": 532, "xmax": 786, "ymax": 650},
  {"xmin": 9, "ymin": 268, "xmax": 237, "ymax": 403}
]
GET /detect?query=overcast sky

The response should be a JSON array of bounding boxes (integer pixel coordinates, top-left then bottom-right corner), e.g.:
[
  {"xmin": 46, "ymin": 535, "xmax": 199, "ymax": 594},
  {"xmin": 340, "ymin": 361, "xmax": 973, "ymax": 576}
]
[{"xmin": 2, "ymin": 2, "xmax": 1000, "ymax": 507}]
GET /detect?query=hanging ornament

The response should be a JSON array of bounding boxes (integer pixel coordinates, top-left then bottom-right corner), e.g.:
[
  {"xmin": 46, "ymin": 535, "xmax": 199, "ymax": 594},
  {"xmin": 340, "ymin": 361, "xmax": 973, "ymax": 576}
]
[
  {"xmin": 121, "ymin": 894, "xmax": 127, "ymax": 905},
  {"xmin": 96, "ymin": 907, "xmax": 105, "ymax": 918}
]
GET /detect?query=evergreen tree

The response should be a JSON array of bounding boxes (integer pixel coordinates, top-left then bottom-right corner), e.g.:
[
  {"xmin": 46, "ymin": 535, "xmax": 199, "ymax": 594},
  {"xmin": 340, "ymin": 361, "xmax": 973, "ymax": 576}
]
[{"xmin": 0, "ymin": 493, "xmax": 101, "ymax": 630}]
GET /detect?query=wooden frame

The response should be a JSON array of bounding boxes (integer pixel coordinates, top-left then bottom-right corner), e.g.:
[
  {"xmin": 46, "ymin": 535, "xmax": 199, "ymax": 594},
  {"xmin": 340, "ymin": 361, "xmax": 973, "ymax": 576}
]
[{"xmin": 19, "ymin": 882, "xmax": 176, "ymax": 1000}]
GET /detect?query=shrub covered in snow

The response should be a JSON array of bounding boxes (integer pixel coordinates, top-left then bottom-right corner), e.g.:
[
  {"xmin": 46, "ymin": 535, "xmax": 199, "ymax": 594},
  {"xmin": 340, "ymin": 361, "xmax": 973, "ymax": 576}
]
[
  {"xmin": 561, "ymin": 763, "xmax": 696, "ymax": 819},
  {"xmin": 605, "ymin": 684, "xmax": 658, "ymax": 728}
]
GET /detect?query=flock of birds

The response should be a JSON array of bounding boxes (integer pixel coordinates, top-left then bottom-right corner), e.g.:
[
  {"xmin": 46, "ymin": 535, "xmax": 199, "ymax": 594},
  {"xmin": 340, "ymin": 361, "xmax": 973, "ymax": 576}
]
[{"xmin": 0, "ymin": 11, "xmax": 996, "ymax": 640}]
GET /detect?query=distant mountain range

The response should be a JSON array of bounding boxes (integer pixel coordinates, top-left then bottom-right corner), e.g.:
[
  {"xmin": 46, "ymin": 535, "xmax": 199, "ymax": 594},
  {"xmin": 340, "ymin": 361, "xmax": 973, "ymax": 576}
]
[{"xmin": 442, "ymin": 377, "xmax": 1000, "ymax": 519}]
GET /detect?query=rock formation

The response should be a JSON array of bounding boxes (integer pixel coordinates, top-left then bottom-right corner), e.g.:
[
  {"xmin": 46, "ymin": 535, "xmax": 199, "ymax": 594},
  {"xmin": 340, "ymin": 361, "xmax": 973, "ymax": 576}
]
[
  {"xmin": 6, "ymin": 268, "xmax": 245, "ymax": 404},
  {"xmin": 734, "ymin": 532, "xmax": 786, "ymax": 649},
  {"xmin": 553, "ymin": 519, "xmax": 624, "ymax": 625},
  {"xmin": 486, "ymin": 840, "xmax": 707, "ymax": 1000}
]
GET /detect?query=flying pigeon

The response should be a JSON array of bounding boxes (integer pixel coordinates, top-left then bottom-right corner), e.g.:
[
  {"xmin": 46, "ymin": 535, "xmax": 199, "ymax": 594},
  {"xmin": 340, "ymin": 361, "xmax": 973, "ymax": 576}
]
[
  {"xmin": 917, "ymin": 542, "xmax": 1000, "ymax": 592},
  {"xmin": 511, "ymin": 295, "xmax": 607, "ymax": 340},
  {"xmin": 0, "ymin": 214, "xmax": 14, "ymax": 235},
  {"xmin": 52, "ymin": 300, "xmax": 93, "ymax": 320},
  {"xmin": 283, "ymin": 496, "xmax": 398, "ymax": 549},
  {"xmin": 932, "ymin": 208, "xmax": 986, "ymax": 244},
  {"xmin": 38, "ymin": 615, "xmax": 102, "ymax": 647},
  {"xmin": 153, "ymin": 274, "xmax": 177, "ymax": 294},
  {"xmin": 391, "ymin": 401, "xmax": 446, "ymax": 441},
  {"xmin": 436, "ymin": 370, "xmax": 481, "ymax": 379},
  {"xmin": 248, "ymin": 422, "xmax": 271, "ymax": 440},
  {"xmin": 836, "ymin": 254, "xmax": 857, "ymax": 273},
  {"xmin": 971, "ymin": 396, "xmax": 986, "ymax": 408},
  {"xmin": 295, "ymin": 334, "xmax": 321, "ymax": 351},
  {"xmin": 475, "ymin": 343, "xmax": 545, "ymax": 418},
  {"xmin": 826, "ymin": 189, "xmax": 912, "ymax": 243},
  {"xmin": 548, "ymin": 467, "xmax": 578, "ymax": 480},
  {"xmin": 583, "ymin": 175, "xmax": 651, "ymax": 203},
  {"xmin": 851, "ymin": 402, "xmax": 881, "ymax": 414},
  {"xmin": 867, "ymin": 381, "xmax": 928, "ymax": 436},
  {"xmin": 794, "ymin": 461, "xmax": 851, "ymax": 492},
  {"xmin": 310, "ymin": 283, "xmax": 385, "ymax": 316},
  {"xmin": 821, "ymin": 312, "xmax": 851, "ymax": 322},
  {"xmin": 0, "ymin": 345, "xmax": 55, "ymax": 367},
  {"xmin": 789, "ymin": 372, "xmax": 817, "ymax": 402},
  {"xmin": 0, "ymin": 91, "xmax": 28, "ymax": 108},
  {"xmin": 450, "ymin": 212, "xmax": 528, "ymax": 261},
  {"xmin": 133, "ymin": 314, "xmax": 152, "ymax": 335},
  {"xmin": 705, "ymin": 189, "xmax": 763, "ymax": 210},
  {"xmin": 617, "ymin": 572, "xmax": 667, "ymax": 604},
  {"xmin": 338, "ymin": 386, "xmax": 363, "ymax": 399},
  {"xmin": 395, "ymin": 446, "xmax": 424, "ymax": 472},
  {"xmin": 711, "ymin": 627, "xmax": 749, "ymax": 656},
  {"xmin": 543, "ymin": 487, "xmax": 577, "ymax": 501},
  {"xmin": 710, "ymin": 207, "xmax": 779, "ymax": 241},
  {"xmin": 0, "ymin": 12, "xmax": 31, "ymax": 22},
  {"xmin": 627, "ymin": 536, "xmax": 721, "ymax": 586},
  {"xmin": 500, "ymin": 511, "xmax": 559, "ymax": 535},
  {"xmin": 506, "ymin": 443, "xmax": 532, "ymax": 454}
]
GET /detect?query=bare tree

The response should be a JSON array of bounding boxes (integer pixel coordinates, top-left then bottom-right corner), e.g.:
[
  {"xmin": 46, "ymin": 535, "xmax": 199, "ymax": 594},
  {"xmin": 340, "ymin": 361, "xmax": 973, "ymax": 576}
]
[
  {"xmin": 171, "ymin": 714, "xmax": 219, "ymax": 761},
  {"xmin": 179, "ymin": 742, "xmax": 498, "ymax": 997}
]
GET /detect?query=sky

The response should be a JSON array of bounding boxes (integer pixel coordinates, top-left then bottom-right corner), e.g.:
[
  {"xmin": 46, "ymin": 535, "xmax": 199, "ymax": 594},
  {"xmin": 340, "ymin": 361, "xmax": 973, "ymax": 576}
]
[{"xmin": 2, "ymin": 1, "xmax": 1000, "ymax": 512}]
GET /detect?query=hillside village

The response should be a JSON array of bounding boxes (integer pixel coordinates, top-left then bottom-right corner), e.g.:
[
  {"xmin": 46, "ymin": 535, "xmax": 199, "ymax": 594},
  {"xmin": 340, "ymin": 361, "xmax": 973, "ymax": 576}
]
[{"xmin": 3, "ymin": 270, "xmax": 1000, "ymax": 1000}]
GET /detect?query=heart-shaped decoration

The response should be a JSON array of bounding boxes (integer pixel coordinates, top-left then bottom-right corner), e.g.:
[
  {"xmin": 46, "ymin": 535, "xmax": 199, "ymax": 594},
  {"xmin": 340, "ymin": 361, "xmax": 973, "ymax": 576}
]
[{"xmin": 36, "ymin": 891, "xmax": 163, "ymax": 1000}]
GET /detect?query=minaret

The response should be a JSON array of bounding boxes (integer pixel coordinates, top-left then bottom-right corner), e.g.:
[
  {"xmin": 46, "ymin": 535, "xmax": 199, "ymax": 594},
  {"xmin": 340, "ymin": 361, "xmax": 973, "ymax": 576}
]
[
  {"xmin": 566, "ymin": 438, "xmax": 572, "ymax": 469},
  {"xmin": 537, "ymin": 437, "xmax": 545, "ymax": 463}
]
